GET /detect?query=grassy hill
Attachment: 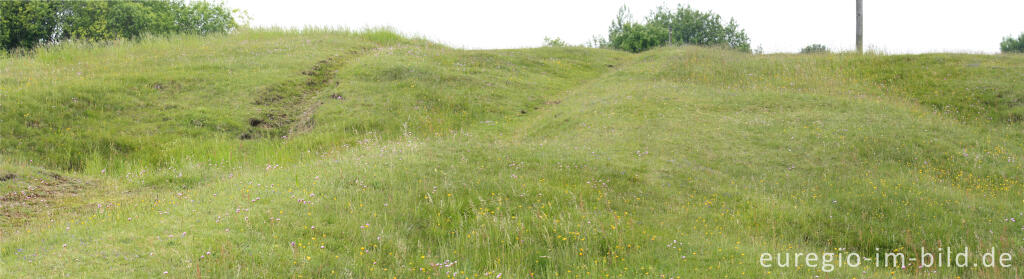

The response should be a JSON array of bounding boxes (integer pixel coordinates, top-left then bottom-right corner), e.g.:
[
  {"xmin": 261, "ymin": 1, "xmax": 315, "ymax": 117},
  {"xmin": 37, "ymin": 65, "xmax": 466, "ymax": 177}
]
[{"xmin": 1, "ymin": 29, "xmax": 1023, "ymax": 278}]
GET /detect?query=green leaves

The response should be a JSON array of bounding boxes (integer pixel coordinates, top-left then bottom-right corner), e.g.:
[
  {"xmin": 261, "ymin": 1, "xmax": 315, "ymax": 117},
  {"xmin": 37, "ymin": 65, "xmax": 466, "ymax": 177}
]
[
  {"xmin": 0, "ymin": 1, "xmax": 57, "ymax": 50},
  {"xmin": 1001, "ymin": 33, "xmax": 1024, "ymax": 53},
  {"xmin": 604, "ymin": 5, "xmax": 751, "ymax": 53},
  {"xmin": 0, "ymin": 5, "xmax": 8, "ymax": 48},
  {"xmin": 0, "ymin": 0, "xmax": 238, "ymax": 51},
  {"xmin": 609, "ymin": 22, "xmax": 664, "ymax": 53}
]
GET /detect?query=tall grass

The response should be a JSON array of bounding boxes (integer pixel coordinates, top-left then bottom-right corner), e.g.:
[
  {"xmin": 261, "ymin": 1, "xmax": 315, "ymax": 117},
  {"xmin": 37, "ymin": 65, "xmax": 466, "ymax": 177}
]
[{"xmin": 1, "ymin": 29, "xmax": 1023, "ymax": 277}]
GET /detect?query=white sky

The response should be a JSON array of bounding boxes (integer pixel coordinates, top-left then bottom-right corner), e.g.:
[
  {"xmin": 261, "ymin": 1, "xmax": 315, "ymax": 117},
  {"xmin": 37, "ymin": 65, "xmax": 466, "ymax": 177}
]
[{"xmin": 223, "ymin": 0, "xmax": 1024, "ymax": 54}]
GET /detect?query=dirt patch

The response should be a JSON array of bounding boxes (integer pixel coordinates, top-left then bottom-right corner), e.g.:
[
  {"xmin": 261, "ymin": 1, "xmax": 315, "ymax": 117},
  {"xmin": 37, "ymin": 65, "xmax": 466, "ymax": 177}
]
[
  {"xmin": 1, "ymin": 171, "xmax": 88, "ymax": 223},
  {"xmin": 245, "ymin": 49, "xmax": 367, "ymax": 139}
]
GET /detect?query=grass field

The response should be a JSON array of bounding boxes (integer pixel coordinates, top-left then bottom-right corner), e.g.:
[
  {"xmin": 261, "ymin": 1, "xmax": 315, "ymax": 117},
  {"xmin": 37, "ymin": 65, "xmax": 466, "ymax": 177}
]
[{"xmin": 2, "ymin": 29, "xmax": 1023, "ymax": 278}]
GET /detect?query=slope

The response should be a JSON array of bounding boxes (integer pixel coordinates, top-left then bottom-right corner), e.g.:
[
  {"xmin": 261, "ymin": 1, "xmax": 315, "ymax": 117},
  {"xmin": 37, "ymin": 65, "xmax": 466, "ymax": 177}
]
[{"xmin": 1, "ymin": 30, "xmax": 1023, "ymax": 278}]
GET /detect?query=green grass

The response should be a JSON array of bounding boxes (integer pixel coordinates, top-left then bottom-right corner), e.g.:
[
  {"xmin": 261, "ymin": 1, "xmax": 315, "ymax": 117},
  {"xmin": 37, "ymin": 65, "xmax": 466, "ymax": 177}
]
[{"xmin": 1, "ymin": 29, "xmax": 1024, "ymax": 277}]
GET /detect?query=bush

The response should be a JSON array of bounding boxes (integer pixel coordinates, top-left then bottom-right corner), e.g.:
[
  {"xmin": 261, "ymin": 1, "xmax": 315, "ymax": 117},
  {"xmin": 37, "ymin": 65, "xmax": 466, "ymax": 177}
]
[
  {"xmin": 1001, "ymin": 33, "xmax": 1024, "ymax": 53},
  {"xmin": 800, "ymin": 44, "xmax": 830, "ymax": 54},
  {"xmin": 606, "ymin": 8, "xmax": 665, "ymax": 53},
  {"xmin": 604, "ymin": 5, "xmax": 750, "ymax": 53},
  {"xmin": 543, "ymin": 37, "xmax": 567, "ymax": 47},
  {"xmin": 0, "ymin": 0, "xmax": 238, "ymax": 51}
]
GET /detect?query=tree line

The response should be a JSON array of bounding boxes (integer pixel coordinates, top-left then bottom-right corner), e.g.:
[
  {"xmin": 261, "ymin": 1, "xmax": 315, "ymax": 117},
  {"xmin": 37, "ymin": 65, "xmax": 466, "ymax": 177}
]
[
  {"xmin": 586, "ymin": 4, "xmax": 1024, "ymax": 54},
  {"xmin": 0, "ymin": 0, "xmax": 237, "ymax": 51}
]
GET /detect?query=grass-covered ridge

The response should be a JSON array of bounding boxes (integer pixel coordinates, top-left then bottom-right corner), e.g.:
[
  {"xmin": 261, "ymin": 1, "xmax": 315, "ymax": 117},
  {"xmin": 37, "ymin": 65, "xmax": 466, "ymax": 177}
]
[{"xmin": 1, "ymin": 29, "xmax": 1023, "ymax": 277}]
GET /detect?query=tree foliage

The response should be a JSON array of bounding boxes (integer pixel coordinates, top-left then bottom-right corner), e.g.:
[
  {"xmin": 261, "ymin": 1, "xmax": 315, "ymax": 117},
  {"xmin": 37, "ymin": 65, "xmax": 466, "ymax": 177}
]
[
  {"xmin": 604, "ymin": 5, "xmax": 750, "ymax": 53},
  {"xmin": 0, "ymin": 0, "xmax": 237, "ymax": 51},
  {"xmin": 1001, "ymin": 33, "xmax": 1024, "ymax": 53},
  {"xmin": 605, "ymin": 7, "xmax": 662, "ymax": 53}
]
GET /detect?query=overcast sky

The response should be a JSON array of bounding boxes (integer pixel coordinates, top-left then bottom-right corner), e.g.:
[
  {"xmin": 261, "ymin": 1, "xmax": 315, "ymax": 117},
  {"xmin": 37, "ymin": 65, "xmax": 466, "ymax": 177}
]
[{"xmin": 222, "ymin": 0, "xmax": 1024, "ymax": 54}]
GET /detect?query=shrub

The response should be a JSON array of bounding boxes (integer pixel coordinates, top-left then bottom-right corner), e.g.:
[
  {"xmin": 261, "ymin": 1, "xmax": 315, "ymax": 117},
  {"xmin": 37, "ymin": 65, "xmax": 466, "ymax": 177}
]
[
  {"xmin": 800, "ymin": 44, "xmax": 830, "ymax": 54},
  {"xmin": 543, "ymin": 37, "xmax": 567, "ymax": 47},
  {"xmin": 1001, "ymin": 33, "xmax": 1024, "ymax": 53},
  {"xmin": 606, "ymin": 8, "xmax": 665, "ymax": 53},
  {"xmin": 0, "ymin": 0, "xmax": 238, "ymax": 51},
  {"xmin": 604, "ymin": 5, "xmax": 750, "ymax": 53}
]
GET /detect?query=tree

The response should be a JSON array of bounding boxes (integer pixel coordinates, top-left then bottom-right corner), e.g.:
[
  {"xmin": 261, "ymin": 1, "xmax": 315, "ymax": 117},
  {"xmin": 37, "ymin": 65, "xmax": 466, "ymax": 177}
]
[
  {"xmin": 1, "ymin": 0, "xmax": 238, "ymax": 51},
  {"xmin": 606, "ymin": 7, "xmax": 664, "ymax": 53},
  {"xmin": 0, "ymin": 1, "xmax": 59, "ymax": 50},
  {"xmin": 604, "ymin": 5, "xmax": 750, "ymax": 53},
  {"xmin": 1001, "ymin": 33, "xmax": 1024, "ymax": 53},
  {"xmin": 646, "ymin": 5, "xmax": 750, "ymax": 51}
]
